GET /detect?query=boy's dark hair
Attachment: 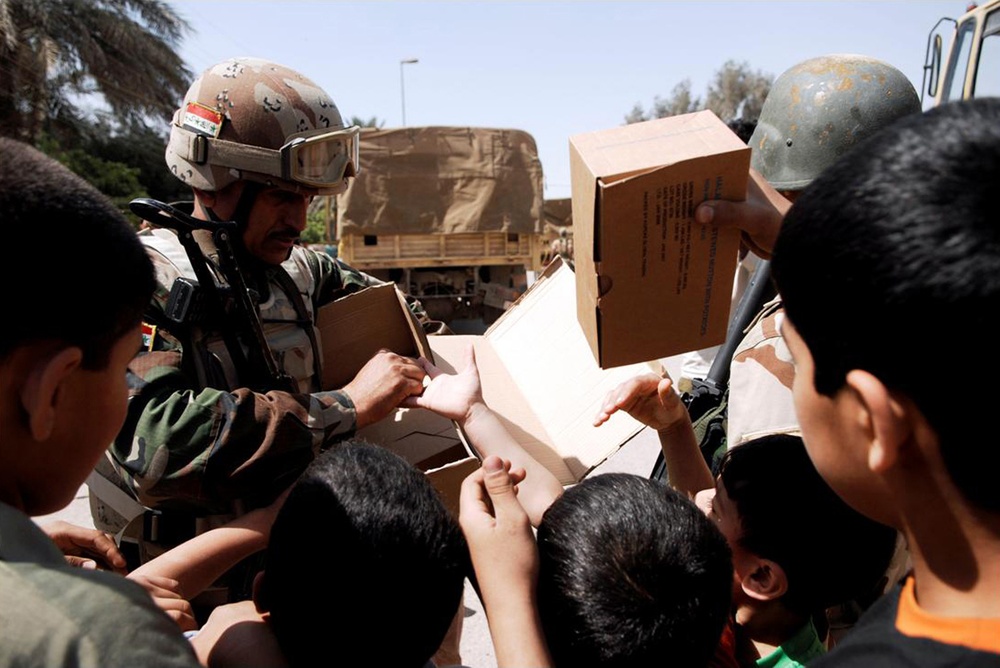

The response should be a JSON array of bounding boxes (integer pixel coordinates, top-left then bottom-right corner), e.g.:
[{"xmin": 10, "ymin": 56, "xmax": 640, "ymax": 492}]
[
  {"xmin": 718, "ymin": 434, "xmax": 897, "ymax": 614},
  {"xmin": 0, "ymin": 137, "xmax": 155, "ymax": 368},
  {"xmin": 536, "ymin": 473, "xmax": 733, "ymax": 668},
  {"xmin": 772, "ymin": 98, "xmax": 1000, "ymax": 511},
  {"xmin": 258, "ymin": 440, "xmax": 469, "ymax": 668}
]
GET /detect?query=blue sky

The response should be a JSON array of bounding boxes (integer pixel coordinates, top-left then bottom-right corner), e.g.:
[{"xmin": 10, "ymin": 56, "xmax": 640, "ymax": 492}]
[{"xmin": 169, "ymin": 1, "xmax": 969, "ymax": 199}]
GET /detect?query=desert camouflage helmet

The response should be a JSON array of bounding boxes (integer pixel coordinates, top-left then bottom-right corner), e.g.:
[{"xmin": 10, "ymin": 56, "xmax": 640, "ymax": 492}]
[
  {"xmin": 750, "ymin": 54, "xmax": 920, "ymax": 191},
  {"xmin": 165, "ymin": 57, "xmax": 360, "ymax": 196}
]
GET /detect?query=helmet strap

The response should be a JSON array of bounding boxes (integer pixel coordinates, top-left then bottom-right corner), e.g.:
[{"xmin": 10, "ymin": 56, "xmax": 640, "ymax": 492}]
[{"xmin": 233, "ymin": 181, "xmax": 262, "ymax": 231}]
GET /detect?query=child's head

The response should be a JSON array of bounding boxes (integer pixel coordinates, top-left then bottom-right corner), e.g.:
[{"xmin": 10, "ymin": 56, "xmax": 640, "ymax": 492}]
[
  {"xmin": 256, "ymin": 440, "xmax": 469, "ymax": 668},
  {"xmin": 536, "ymin": 473, "xmax": 733, "ymax": 668},
  {"xmin": 0, "ymin": 138, "xmax": 155, "ymax": 514},
  {"xmin": 706, "ymin": 434, "xmax": 897, "ymax": 627},
  {"xmin": 772, "ymin": 98, "xmax": 1000, "ymax": 521}
]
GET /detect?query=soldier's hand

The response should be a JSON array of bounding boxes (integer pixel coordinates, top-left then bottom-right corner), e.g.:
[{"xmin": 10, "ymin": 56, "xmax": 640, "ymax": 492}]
[
  {"xmin": 594, "ymin": 372, "xmax": 688, "ymax": 431},
  {"xmin": 343, "ymin": 348, "xmax": 427, "ymax": 429},
  {"xmin": 695, "ymin": 168, "xmax": 791, "ymax": 260}
]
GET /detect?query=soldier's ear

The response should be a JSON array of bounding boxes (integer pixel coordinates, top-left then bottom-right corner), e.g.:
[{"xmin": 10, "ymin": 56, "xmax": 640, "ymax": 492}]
[
  {"xmin": 193, "ymin": 187, "xmax": 216, "ymax": 207},
  {"xmin": 20, "ymin": 346, "xmax": 83, "ymax": 441}
]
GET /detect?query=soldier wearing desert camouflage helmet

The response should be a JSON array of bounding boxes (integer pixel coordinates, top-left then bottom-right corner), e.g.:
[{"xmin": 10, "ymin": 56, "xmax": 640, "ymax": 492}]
[{"xmin": 88, "ymin": 58, "xmax": 445, "ymax": 576}]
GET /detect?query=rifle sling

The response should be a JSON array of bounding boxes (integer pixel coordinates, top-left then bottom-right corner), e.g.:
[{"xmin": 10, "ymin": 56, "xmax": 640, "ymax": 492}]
[{"xmin": 271, "ymin": 262, "xmax": 323, "ymax": 390}]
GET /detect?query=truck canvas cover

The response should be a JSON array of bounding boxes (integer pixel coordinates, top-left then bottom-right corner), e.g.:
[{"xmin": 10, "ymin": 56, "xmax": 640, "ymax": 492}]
[{"xmin": 336, "ymin": 126, "xmax": 544, "ymax": 235}]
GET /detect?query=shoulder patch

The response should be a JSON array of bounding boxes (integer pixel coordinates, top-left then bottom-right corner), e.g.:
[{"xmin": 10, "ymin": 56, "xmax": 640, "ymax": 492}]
[{"xmin": 141, "ymin": 322, "xmax": 158, "ymax": 352}]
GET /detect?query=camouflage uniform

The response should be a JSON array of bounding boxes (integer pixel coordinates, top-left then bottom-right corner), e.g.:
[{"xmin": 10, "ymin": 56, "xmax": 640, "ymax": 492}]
[
  {"xmin": 91, "ymin": 219, "xmax": 438, "ymax": 549},
  {"xmin": 94, "ymin": 224, "xmax": 434, "ymax": 542},
  {"xmin": 726, "ymin": 297, "xmax": 799, "ymax": 449}
]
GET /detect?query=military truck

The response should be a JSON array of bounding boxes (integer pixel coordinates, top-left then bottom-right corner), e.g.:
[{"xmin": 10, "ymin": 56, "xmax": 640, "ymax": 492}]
[
  {"xmin": 540, "ymin": 197, "xmax": 574, "ymax": 269},
  {"xmin": 333, "ymin": 126, "xmax": 547, "ymax": 324},
  {"xmin": 922, "ymin": 0, "xmax": 999, "ymax": 105}
]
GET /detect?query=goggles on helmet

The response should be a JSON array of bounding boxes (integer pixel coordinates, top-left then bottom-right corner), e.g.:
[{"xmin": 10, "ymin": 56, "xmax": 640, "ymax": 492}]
[
  {"xmin": 281, "ymin": 126, "xmax": 361, "ymax": 187},
  {"xmin": 172, "ymin": 123, "xmax": 361, "ymax": 191}
]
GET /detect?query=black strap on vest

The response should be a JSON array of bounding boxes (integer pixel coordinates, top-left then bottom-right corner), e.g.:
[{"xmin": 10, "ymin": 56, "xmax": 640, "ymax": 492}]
[{"xmin": 270, "ymin": 261, "xmax": 324, "ymax": 390}]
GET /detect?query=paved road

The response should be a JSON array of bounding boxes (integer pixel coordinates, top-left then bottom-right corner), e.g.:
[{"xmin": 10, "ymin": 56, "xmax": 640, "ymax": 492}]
[{"xmin": 35, "ymin": 345, "xmax": 683, "ymax": 668}]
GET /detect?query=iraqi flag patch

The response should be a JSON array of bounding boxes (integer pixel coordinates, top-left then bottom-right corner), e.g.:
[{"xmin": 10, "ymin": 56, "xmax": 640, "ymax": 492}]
[
  {"xmin": 181, "ymin": 102, "xmax": 224, "ymax": 137},
  {"xmin": 141, "ymin": 322, "xmax": 158, "ymax": 351}
]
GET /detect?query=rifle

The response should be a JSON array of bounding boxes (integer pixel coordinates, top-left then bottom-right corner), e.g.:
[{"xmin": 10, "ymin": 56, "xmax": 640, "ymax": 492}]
[
  {"xmin": 130, "ymin": 197, "xmax": 297, "ymax": 394},
  {"xmin": 650, "ymin": 258, "xmax": 775, "ymax": 482}
]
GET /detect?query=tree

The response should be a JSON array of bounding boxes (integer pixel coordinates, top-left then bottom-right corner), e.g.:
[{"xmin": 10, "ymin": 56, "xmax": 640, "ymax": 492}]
[
  {"xmin": 0, "ymin": 0, "xmax": 192, "ymax": 143},
  {"xmin": 626, "ymin": 61, "xmax": 772, "ymax": 124},
  {"xmin": 704, "ymin": 60, "xmax": 771, "ymax": 122},
  {"xmin": 350, "ymin": 115, "xmax": 384, "ymax": 129}
]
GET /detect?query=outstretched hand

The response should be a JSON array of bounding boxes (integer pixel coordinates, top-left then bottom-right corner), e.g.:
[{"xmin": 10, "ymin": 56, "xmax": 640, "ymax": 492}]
[
  {"xmin": 460, "ymin": 456, "xmax": 532, "ymax": 565},
  {"xmin": 460, "ymin": 456, "xmax": 552, "ymax": 667},
  {"xmin": 402, "ymin": 342, "xmax": 484, "ymax": 424},
  {"xmin": 594, "ymin": 372, "xmax": 689, "ymax": 432},
  {"xmin": 695, "ymin": 168, "xmax": 791, "ymax": 260},
  {"xmin": 127, "ymin": 573, "xmax": 197, "ymax": 632}
]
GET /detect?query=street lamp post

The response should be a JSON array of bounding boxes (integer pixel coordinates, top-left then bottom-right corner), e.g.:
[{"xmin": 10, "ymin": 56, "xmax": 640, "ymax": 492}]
[{"xmin": 400, "ymin": 58, "xmax": 418, "ymax": 126}]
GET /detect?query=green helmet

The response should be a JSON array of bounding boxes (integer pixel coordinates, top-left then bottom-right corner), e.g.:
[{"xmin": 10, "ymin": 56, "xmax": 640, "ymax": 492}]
[
  {"xmin": 165, "ymin": 57, "xmax": 360, "ymax": 196},
  {"xmin": 750, "ymin": 54, "xmax": 920, "ymax": 191}
]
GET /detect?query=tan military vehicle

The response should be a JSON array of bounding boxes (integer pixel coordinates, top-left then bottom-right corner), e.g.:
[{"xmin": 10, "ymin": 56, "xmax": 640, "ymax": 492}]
[{"xmin": 333, "ymin": 126, "xmax": 548, "ymax": 324}]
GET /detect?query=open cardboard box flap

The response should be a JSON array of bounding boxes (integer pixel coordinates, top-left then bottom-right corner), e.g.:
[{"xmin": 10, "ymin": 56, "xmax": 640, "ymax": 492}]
[
  {"xmin": 316, "ymin": 284, "xmax": 477, "ymax": 516},
  {"xmin": 429, "ymin": 257, "xmax": 660, "ymax": 485},
  {"xmin": 316, "ymin": 258, "xmax": 659, "ymax": 499}
]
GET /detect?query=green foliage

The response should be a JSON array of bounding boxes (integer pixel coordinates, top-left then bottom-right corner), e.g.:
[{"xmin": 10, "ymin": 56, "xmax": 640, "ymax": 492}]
[
  {"xmin": 86, "ymin": 118, "xmax": 188, "ymax": 203},
  {"xmin": 38, "ymin": 134, "xmax": 148, "ymax": 226},
  {"xmin": 627, "ymin": 61, "xmax": 772, "ymax": 124},
  {"xmin": 301, "ymin": 207, "xmax": 330, "ymax": 245},
  {"xmin": 0, "ymin": 0, "xmax": 191, "ymax": 144}
]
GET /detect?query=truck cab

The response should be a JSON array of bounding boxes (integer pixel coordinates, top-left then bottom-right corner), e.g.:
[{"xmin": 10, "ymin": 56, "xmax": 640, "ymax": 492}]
[{"xmin": 922, "ymin": 0, "xmax": 1000, "ymax": 106}]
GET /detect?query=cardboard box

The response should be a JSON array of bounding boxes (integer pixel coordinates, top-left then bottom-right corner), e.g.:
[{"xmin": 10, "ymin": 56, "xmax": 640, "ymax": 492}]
[
  {"xmin": 430, "ymin": 258, "xmax": 658, "ymax": 484},
  {"xmin": 317, "ymin": 259, "xmax": 659, "ymax": 497},
  {"xmin": 569, "ymin": 110, "xmax": 750, "ymax": 369},
  {"xmin": 316, "ymin": 284, "xmax": 478, "ymax": 516}
]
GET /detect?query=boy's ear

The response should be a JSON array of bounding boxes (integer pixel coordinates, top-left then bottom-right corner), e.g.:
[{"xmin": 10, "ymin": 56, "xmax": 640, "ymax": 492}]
[
  {"xmin": 845, "ymin": 370, "xmax": 912, "ymax": 474},
  {"xmin": 740, "ymin": 558, "xmax": 788, "ymax": 602},
  {"xmin": 20, "ymin": 347, "xmax": 83, "ymax": 441}
]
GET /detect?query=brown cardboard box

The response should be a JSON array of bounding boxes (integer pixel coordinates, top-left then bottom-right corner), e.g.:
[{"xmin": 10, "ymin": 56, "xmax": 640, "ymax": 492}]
[
  {"xmin": 316, "ymin": 284, "xmax": 478, "ymax": 516},
  {"xmin": 569, "ymin": 110, "xmax": 750, "ymax": 369},
  {"xmin": 428, "ymin": 258, "xmax": 659, "ymax": 486},
  {"xmin": 316, "ymin": 259, "xmax": 658, "ymax": 497}
]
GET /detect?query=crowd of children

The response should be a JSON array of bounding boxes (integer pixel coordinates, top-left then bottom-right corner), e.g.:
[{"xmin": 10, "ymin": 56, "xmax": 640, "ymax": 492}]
[{"xmin": 2, "ymin": 67, "xmax": 999, "ymax": 668}]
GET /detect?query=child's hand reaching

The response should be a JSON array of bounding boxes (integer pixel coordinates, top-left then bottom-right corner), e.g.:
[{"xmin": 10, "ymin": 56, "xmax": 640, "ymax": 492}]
[
  {"xmin": 403, "ymin": 343, "xmax": 485, "ymax": 425},
  {"xmin": 459, "ymin": 456, "xmax": 552, "ymax": 667},
  {"xmin": 593, "ymin": 372, "xmax": 689, "ymax": 432},
  {"xmin": 460, "ymin": 456, "xmax": 535, "ymax": 586},
  {"xmin": 127, "ymin": 573, "xmax": 197, "ymax": 632}
]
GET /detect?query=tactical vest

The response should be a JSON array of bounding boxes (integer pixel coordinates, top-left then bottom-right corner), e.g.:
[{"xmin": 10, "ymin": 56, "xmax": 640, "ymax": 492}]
[{"xmin": 142, "ymin": 228, "xmax": 322, "ymax": 393}]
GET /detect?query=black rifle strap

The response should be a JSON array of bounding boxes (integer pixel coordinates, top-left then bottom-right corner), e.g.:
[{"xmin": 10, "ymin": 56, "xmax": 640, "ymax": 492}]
[
  {"xmin": 270, "ymin": 261, "xmax": 324, "ymax": 390},
  {"xmin": 650, "ymin": 259, "xmax": 775, "ymax": 483},
  {"xmin": 177, "ymin": 227, "xmax": 255, "ymax": 382}
]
